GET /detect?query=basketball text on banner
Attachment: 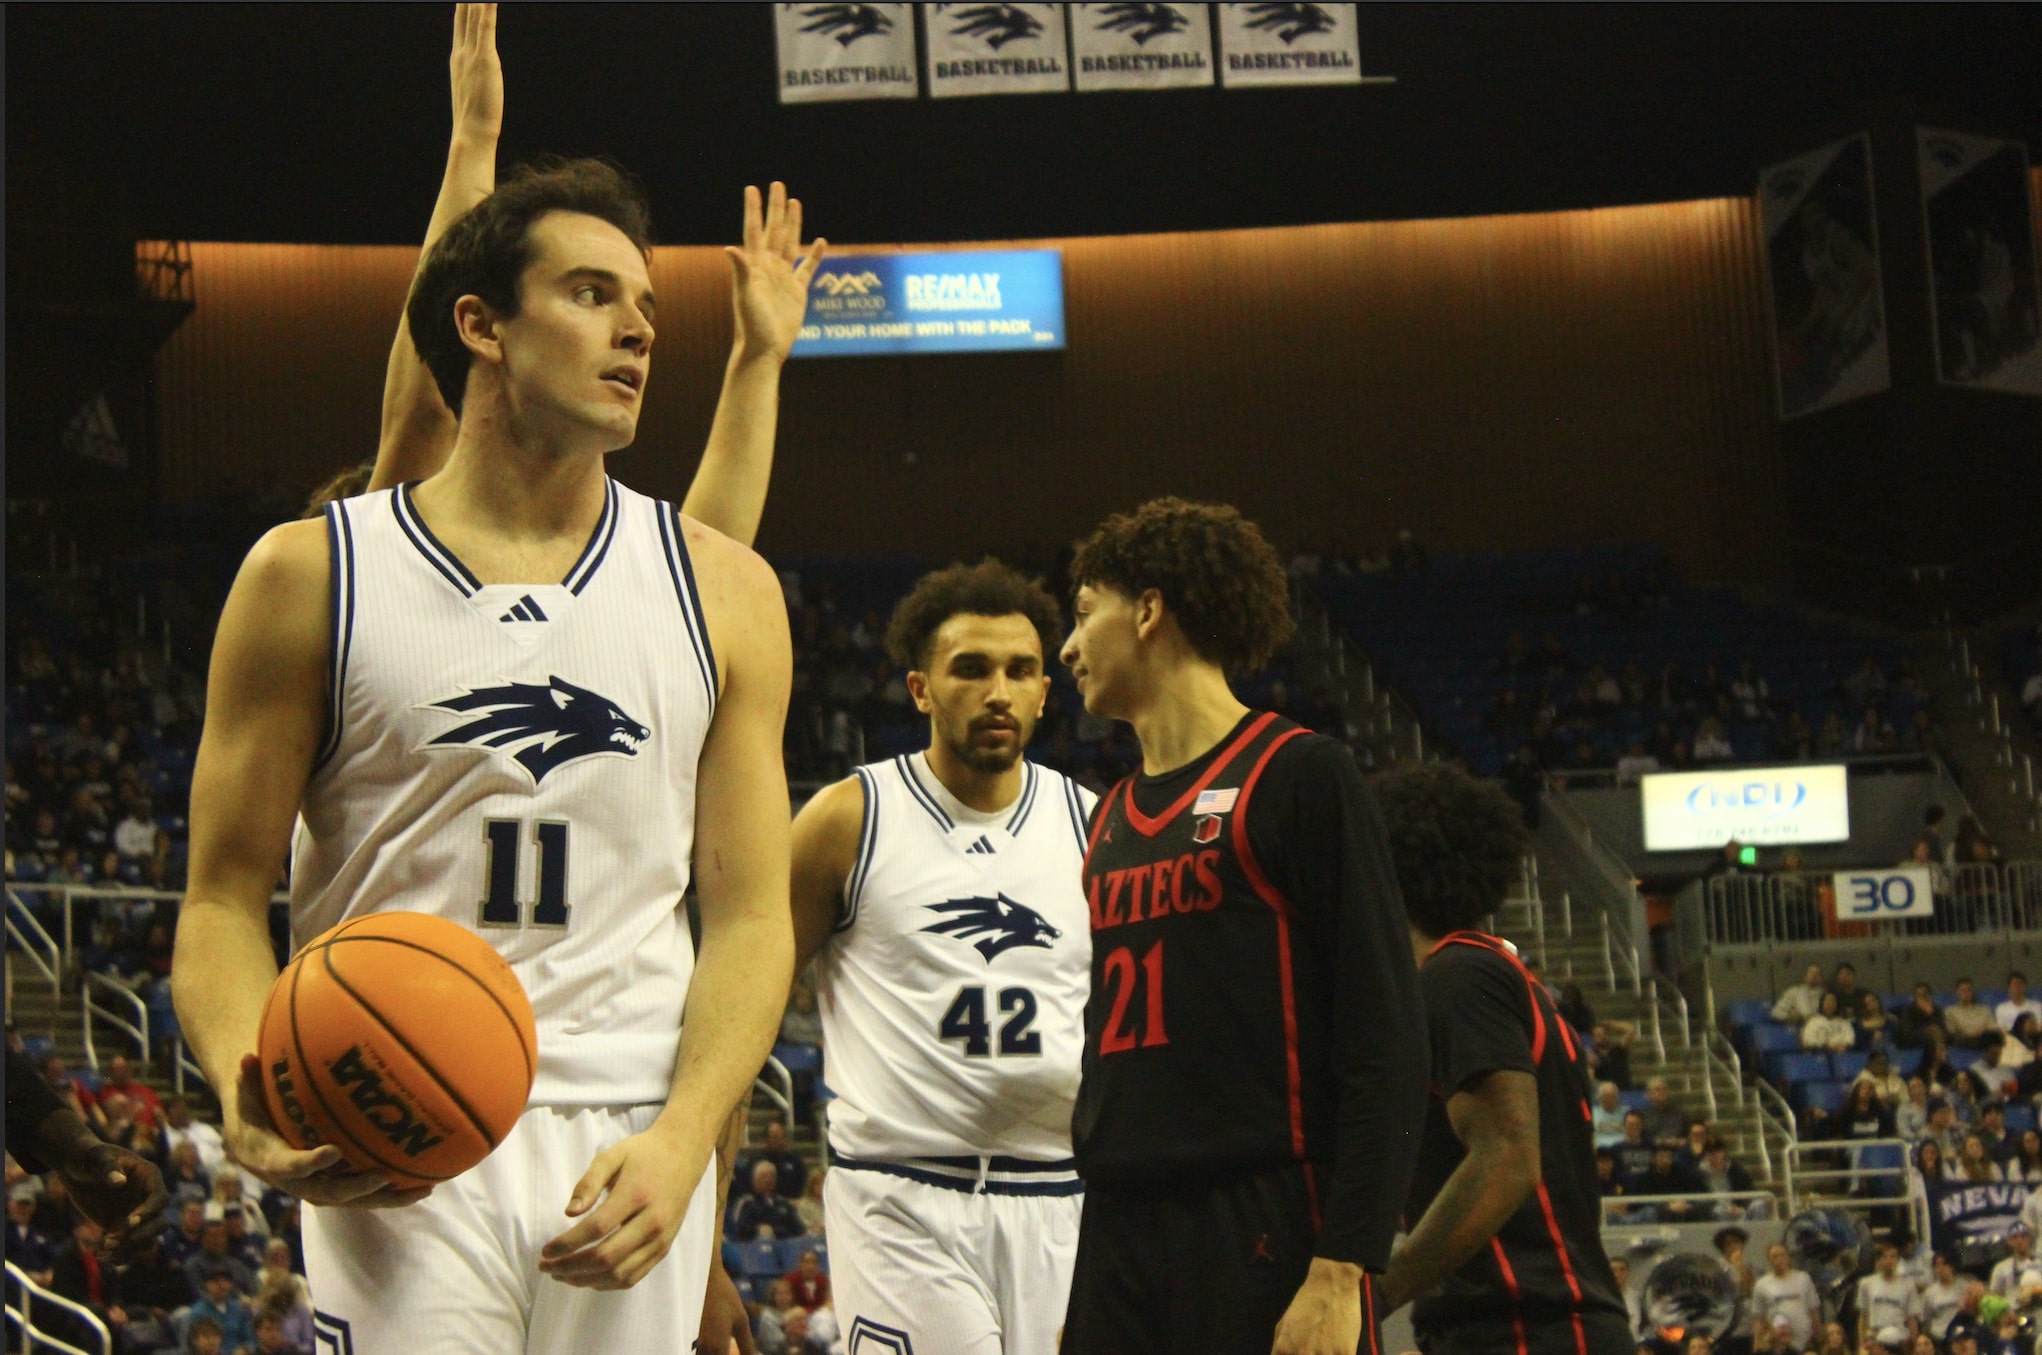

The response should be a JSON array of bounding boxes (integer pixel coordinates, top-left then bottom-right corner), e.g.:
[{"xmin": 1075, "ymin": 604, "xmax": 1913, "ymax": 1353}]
[
  {"xmin": 1917, "ymin": 127, "xmax": 2042, "ymax": 395},
  {"xmin": 1069, "ymin": 3, "xmax": 1216, "ymax": 92},
  {"xmin": 1831, "ymin": 867, "xmax": 1935, "ymax": 920},
  {"xmin": 792, "ymin": 250, "xmax": 1066, "ymax": 356},
  {"xmin": 775, "ymin": 3, "xmax": 921, "ymax": 103},
  {"xmin": 1215, "ymin": 2, "xmax": 1361, "ymax": 88},
  {"xmin": 1757, "ymin": 133, "xmax": 1892, "ymax": 419},
  {"xmin": 923, "ymin": 3, "xmax": 1071, "ymax": 97}
]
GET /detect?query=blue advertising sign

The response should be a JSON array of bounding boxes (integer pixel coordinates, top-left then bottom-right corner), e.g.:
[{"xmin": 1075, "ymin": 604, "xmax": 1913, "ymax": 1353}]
[{"xmin": 791, "ymin": 250, "xmax": 1066, "ymax": 357}]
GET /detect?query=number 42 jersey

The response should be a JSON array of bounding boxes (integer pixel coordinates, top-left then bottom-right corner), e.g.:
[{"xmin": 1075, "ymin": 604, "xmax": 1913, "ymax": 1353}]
[
  {"xmin": 814, "ymin": 753, "xmax": 1096, "ymax": 1167},
  {"xmin": 290, "ymin": 480, "xmax": 717, "ymax": 1110}
]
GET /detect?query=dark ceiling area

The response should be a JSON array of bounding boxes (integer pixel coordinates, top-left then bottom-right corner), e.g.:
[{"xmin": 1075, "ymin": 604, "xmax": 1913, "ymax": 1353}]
[{"xmin": 8, "ymin": 4, "xmax": 2041, "ymax": 247}]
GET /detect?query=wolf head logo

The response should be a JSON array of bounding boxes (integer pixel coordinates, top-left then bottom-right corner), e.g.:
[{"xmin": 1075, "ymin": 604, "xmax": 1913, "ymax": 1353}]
[
  {"xmin": 947, "ymin": 3, "xmax": 1044, "ymax": 50},
  {"xmin": 1093, "ymin": 2, "xmax": 1188, "ymax": 45},
  {"xmin": 920, "ymin": 894, "xmax": 1063, "ymax": 961},
  {"xmin": 423, "ymin": 676, "xmax": 649, "ymax": 785},
  {"xmin": 794, "ymin": 3, "xmax": 895, "ymax": 48},
  {"xmin": 1239, "ymin": 2, "xmax": 1336, "ymax": 44}
]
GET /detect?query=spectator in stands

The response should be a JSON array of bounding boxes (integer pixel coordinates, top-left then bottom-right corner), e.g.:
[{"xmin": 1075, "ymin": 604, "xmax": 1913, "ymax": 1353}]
[
  {"xmin": 736, "ymin": 1118, "xmax": 809, "ymax": 1202},
  {"xmin": 1642, "ymin": 1077, "xmax": 1689, "ymax": 1146},
  {"xmin": 1692, "ymin": 717, "xmax": 1734, "ymax": 763},
  {"xmin": 113, "ymin": 796, "xmax": 160, "ymax": 865},
  {"xmin": 1945, "ymin": 980, "xmax": 1998, "ymax": 1049},
  {"xmin": 97, "ymin": 1055, "xmax": 162, "ymax": 1128},
  {"xmin": 38, "ymin": 1054, "xmax": 103, "ymax": 1130},
  {"xmin": 1697, "ymin": 1139, "xmax": 1756, "ymax": 1214},
  {"xmin": 211, "ymin": 1168, "xmax": 265, "ymax": 1237},
  {"xmin": 186, "ymin": 1261, "xmax": 256, "ymax": 1355},
  {"xmin": 728, "ymin": 1161, "xmax": 805, "ymax": 1242},
  {"xmin": 1613, "ymin": 1111, "xmax": 1657, "ymax": 1182},
  {"xmin": 1920, "ymin": 1252, "xmax": 1967, "ymax": 1345},
  {"xmin": 1774, "ymin": 965, "xmax": 1828, "ymax": 1024},
  {"xmin": 1592, "ymin": 1082, "xmax": 1627, "ymax": 1148},
  {"xmin": 1896, "ymin": 1077, "xmax": 1934, "ymax": 1143},
  {"xmin": 1713, "ymin": 1226, "xmax": 1755, "ymax": 1296},
  {"xmin": 1856, "ymin": 991, "xmax": 1895, "ymax": 1052},
  {"xmin": 1678, "ymin": 1118, "xmax": 1713, "ymax": 1168},
  {"xmin": 756, "ymin": 1278, "xmax": 799, "ymax": 1355},
  {"xmin": 1502, "ymin": 744, "xmax": 1545, "ymax": 828},
  {"xmin": 1996, "ymin": 974, "xmax": 2041, "ymax": 1032},
  {"xmin": 1975, "ymin": 1034, "xmax": 2021, "ymax": 1102},
  {"xmin": 1976, "ymin": 1103, "xmax": 2018, "ymax": 1166},
  {"xmin": 1817, "ymin": 711, "xmax": 1849, "ymax": 757},
  {"xmin": 253, "ymin": 1254, "xmax": 313, "ymax": 1354},
  {"xmin": 1827, "ymin": 1081, "xmax": 1895, "ymax": 1167},
  {"xmin": 1629, "ymin": 1146, "xmax": 1706, "ymax": 1220},
  {"xmin": 1956, "ymin": 1133, "xmax": 2004, "ymax": 1183},
  {"xmin": 1854, "ymin": 1049, "xmax": 1906, "ymax": 1105},
  {"xmin": 185, "ymin": 1216, "xmax": 257, "ymax": 1296},
  {"xmin": 1614, "ymin": 741, "xmax": 1659, "ymax": 788},
  {"xmin": 1556, "ymin": 983, "xmax": 1595, "ymax": 1038},
  {"xmin": 794, "ymin": 1168, "xmax": 826, "ymax": 1239},
  {"xmin": 1594, "ymin": 1149, "xmax": 1629, "ymax": 1221},
  {"xmin": 1852, "ymin": 704, "xmax": 1897, "ymax": 753},
  {"xmin": 1926, "ymin": 1099, "xmax": 1967, "ymax": 1161},
  {"xmin": 1803, "ymin": 992, "xmax": 1858, "ymax": 1053},
  {"xmin": 1914, "ymin": 1140, "xmax": 1956, "ymax": 1188},
  {"xmin": 222, "ymin": 1206, "xmax": 265, "ymax": 1274},
  {"xmin": 1753, "ymin": 1242, "xmax": 1822, "ymax": 1352},
  {"xmin": 1590, "ymin": 1020, "xmax": 1637, "ymax": 1090},
  {"xmin": 779, "ymin": 981, "xmax": 822, "ymax": 1048},
  {"xmin": 1608, "ymin": 1256, "xmax": 1641, "ymax": 1338},
  {"xmin": 1856, "ymin": 1243, "xmax": 1922, "ymax": 1354},
  {"xmin": 1947, "ymin": 1069, "xmax": 1987, "ymax": 1125},
  {"xmin": 162, "ymin": 1199, "xmax": 209, "ymax": 1269},
  {"xmin": 1897, "ymin": 984, "xmax": 1946, "ymax": 1049},
  {"xmin": 161, "ymin": 1094, "xmax": 226, "ymax": 1175},
  {"xmin": 2008, "ymin": 1131, "xmax": 2042, "ymax": 1183},
  {"xmin": 786, "ymin": 1247, "xmax": 829, "ymax": 1312},
  {"xmin": 1830, "ymin": 962, "xmax": 1867, "ymax": 1009},
  {"xmin": 1920, "ymin": 1029, "xmax": 1959, "ymax": 1091},
  {"xmin": 7, "ymin": 1183, "xmax": 56, "ymax": 1285},
  {"xmin": 117, "ymin": 1235, "xmax": 193, "ymax": 1352},
  {"xmin": 164, "ymin": 1141, "xmax": 210, "ymax": 1206},
  {"xmin": 1987, "ymin": 1225, "xmax": 2041, "ymax": 1298}
]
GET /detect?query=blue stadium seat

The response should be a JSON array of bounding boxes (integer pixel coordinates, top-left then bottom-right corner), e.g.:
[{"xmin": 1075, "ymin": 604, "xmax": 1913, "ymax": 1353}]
[
  {"xmin": 21, "ymin": 1034, "xmax": 55, "ymax": 1066},
  {"xmin": 773, "ymin": 1042, "xmax": 822, "ymax": 1077},
  {"xmin": 1768, "ymin": 1052, "xmax": 1832, "ymax": 1086},
  {"xmin": 1748, "ymin": 1024, "xmax": 1803, "ymax": 1056},
  {"xmin": 1860, "ymin": 1142, "xmax": 1907, "ymax": 1198},
  {"xmin": 2007, "ymin": 1105, "xmax": 2038, "ymax": 1135},
  {"xmin": 1949, "ymin": 1048, "xmax": 1982, "ymax": 1071},
  {"xmin": 1891, "ymin": 1048, "xmax": 1923, "ymax": 1077},
  {"xmin": 1724, "ymin": 999, "xmax": 1773, "ymax": 1031},
  {"xmin": 1831, "ymin": 1051, "xmax": 1869, "ymax": 1081},
  {"xmin": 1797, "ymin": 1081, "xmax": 1849, "ymax": 1114},
  {"xmin": 1619, "ymin": 1090, "xmax": 1650, "ymax": 1114},
  {"xmin": 779, "ymin": 1237, "xmax": 828, "ymax": 1274},
  {"xmin": 740, "ymin": 1239, "xmax": 785, "ymax": 1280},
  {"xmin": 1884, "ymin": 993, "xmax": 1912, "ymax": 1011}
]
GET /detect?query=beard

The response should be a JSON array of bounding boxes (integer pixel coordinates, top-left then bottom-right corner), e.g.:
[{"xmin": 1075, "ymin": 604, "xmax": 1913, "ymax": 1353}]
[{"xmin": 940, "ymin": 715, "xmax": 1030, "ymax": 774}]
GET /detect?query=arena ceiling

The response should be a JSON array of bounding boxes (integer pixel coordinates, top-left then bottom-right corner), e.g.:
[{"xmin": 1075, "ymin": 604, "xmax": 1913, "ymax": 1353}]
[{"xmin": 8, "ymin": 3, "xmax": 2040, "ymax": 247}]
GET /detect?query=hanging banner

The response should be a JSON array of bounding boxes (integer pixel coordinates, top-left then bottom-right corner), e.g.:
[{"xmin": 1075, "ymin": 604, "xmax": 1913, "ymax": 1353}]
[
  {"xmin": 1069, "ymin": 3, "xmax": 1215, "ymax": 91},
  {"xmin": 923, "ymin": 3, "xmax": 1071, "ymax": 98},
  {"xmin": 791, "ymin": 250, "xmax": 1067, "ymax": 356},
  {"xmin": 1918, "ymin": 128, "xmax": 2042, "ymax": 395},
  {"xmin": 1758, "ymin": 134, "xmax": 1892, "ymax": 419},
  {"xmin": 775, "ymin": 3, "xmax": 920, "ymax": 103},
  {"xmin": 1215, "ymin": 2, "xmax": 1361, "ymax": 88}
]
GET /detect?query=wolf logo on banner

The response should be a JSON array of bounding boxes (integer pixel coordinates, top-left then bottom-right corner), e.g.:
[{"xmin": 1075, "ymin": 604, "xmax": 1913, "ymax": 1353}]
[
  {"xmin": 1759, "ymin": 133, "xmax": 1892, "ymax": 419},
  {"xmin": 1071, "ymin": 3, "xmax": 1216, "ymax": 91},
  {"xmin": 775, "ymin": 2, "xmax": 920, "ymax": 104},
  {"xmin": 1215, "ymin": 2, "xmax": 1361, "ymax": 87},
  {"xmin": 1919, "ymin": 127, "xmax": 2042, "ymax": 395},
  {"xmin": 923, "ymin": 2, "xmax": 1070, "ymax": 97}
]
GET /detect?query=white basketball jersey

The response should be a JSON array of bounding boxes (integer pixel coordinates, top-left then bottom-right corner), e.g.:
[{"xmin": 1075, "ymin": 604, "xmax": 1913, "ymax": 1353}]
[
  {"xmin": 291, "ymin": 479, "xmax": 716, "ymax": 1108},
  {"xmin": 814, "ymin": 753, "xmax": 1095, "ymax": 1163}
]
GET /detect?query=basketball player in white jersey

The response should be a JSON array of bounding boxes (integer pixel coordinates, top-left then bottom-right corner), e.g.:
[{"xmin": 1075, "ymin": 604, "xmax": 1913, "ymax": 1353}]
[
  {"xmin": 174, "ymin": 158, "xmax": 798, "ymax": 1353},
  {"xmin": 789, "ymin": 561, "xmax": 1095, "ymax": 1355}
]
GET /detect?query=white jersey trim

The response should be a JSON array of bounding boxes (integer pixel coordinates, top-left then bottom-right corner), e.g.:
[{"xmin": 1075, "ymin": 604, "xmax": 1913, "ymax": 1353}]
[
  {"xmin": 655, "ymin": 502, "xmax": 718, "ymax": 712},
  {"xmin": 316, "ymin": 498, "xmax": 359, "ymax": 772}
]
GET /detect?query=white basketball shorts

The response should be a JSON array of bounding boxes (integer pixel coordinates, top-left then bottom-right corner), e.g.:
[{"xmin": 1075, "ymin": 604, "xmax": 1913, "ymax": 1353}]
[
  {"xmin": 823, "ymin": 1156, "xmax": 1082, "ymax": 1355},
  {"xmin": 302, "ymin": 1102, "xmax": 716, "ymax": 1354}
]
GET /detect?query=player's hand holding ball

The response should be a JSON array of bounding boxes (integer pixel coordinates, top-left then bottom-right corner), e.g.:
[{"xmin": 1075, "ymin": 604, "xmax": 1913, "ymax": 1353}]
[{"xmin": 242, "ymin": 912, "xmax": 538, "ymax": 1207}]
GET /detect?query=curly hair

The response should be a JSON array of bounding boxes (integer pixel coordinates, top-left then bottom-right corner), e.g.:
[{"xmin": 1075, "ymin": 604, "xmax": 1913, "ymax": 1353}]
[
  {"xmin": 300, "ymin": 459, "xmax": 375, "ymax": 519},
  {"xmin": 406, "ymin": 156, "xmax": 654, "ymax": 418},
  {"xmin": 1069, "ymin": 497, "xmax": 1293, "ymax": 671},
  {"xmin": 1375, "ymin": 762, "xmax": 1530, "ymax": 938},
  {"xmin": 884, "ymin": 559, "xmax": 1065, "ymax": 671}
]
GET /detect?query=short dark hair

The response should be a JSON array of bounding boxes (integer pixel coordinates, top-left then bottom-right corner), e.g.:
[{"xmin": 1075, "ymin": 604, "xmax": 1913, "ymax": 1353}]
[
  {"xmin": 407, "ymin": 157, "xmax": 654, "ymax": 417},
  {"xmin": 1835, "ymin": 963, "xmax": 1856, "ymax": 976},
  {"xmin": 1713, "ymin": 1226, "xmax": 1748, "ymax": 1250},
  {"xmin": 2012, "ymin": 971, "xmax": 2029, "ymax": 984},
  {"xmin": 1375, "ymin": 763, "xmax": 1530, "ymax": 938},
  {"xmin": 1069, "ymin": 497, "xmax": 1293, "ymax": 671},
  {"xmin": 884, "ymin": 560, "xmax": 1063, "ymax": 671}
]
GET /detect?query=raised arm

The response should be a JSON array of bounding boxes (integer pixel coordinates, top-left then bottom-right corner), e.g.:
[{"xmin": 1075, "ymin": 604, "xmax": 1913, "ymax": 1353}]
[
  {"xmin": 681, "ymin": 183, "xmax": 827, "ymax": 545},
  {"xmin": 173, "ymin": 520, "xmax": 411, "ymax": 1210},
  {"xmin": 371, "ymin": 2, "xmax": 502, "ymax": 492},
  {"xmin": 541, "ymin": 523, "xmax": 794, "ymax": 1291}
]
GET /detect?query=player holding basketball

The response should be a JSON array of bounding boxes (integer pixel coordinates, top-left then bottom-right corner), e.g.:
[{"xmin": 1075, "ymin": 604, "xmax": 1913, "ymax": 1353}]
[
  {"xmin": 1056, "ymin": 498, "xmax": 1427, "ymax": 1355},
  {"xmin": 174, "ymin": 151, "xmax": 796, "ymax": 1355},
  {"xmin": 1372, "ymin": 763, "xmax": 1631, "ymax": 1355},
  {"xmin": 787, "ymin": 561, "xmax": 1095, "ymax": 1355}
]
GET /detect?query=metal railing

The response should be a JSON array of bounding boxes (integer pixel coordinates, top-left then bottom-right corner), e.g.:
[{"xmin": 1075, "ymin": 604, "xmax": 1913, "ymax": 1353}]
[
  {"xmin": 169, "ymin": 1037, "xmax": 208, "ymax": 1100},
  {"xmin": 1599, "ymin": 1189, "xmax": 1778, "ymax": 1228},
  {"xmin": 1780, "ymin": 1137, "xmax": 1930, "ymax": 1248},
  {"xmin": 756, "ymin": 1055, "xmax": 796, "ymax": 1127},
  {"xmin": 5, "ymin": 1260, "xmax": 110, "ymax": 1355},
  {"xmin": 6, "ymin": 890, "xmax": 64, "ymax": 998},
  {"xmin": 1702, "ymin": 861, "xmax": 2042, "ymax": 943},
  {"xmin": 81, "ymin": 973, "xmax": 149, "ymax": 1071}
]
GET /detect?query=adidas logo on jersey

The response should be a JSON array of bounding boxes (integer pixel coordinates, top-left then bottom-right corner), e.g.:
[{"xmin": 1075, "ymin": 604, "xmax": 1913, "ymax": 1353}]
[
  {"xmin": 497, "ymin": 594, "xmax": 550, "ymax": 624},
  {"xmin": 964, "ymin": 835, "xmax": 996, "ymax": 855}
]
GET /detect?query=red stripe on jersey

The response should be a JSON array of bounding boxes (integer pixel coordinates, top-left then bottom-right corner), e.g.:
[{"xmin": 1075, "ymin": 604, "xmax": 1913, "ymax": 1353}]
[
  {"xmin": 1362, "ymin": 1274, "xmax": 1380, "ymax": 1355},
  {"xmin": 1535, "ymin": 1183, "xmax": 1590, "ymax": 1355},
  {"xmin": 1231, "ymin": 725, "xmax": 1310, "ymax": 1158},
  {"xmin": 1431, "ymin": 931, "xmax": 1551, "ymax": 1064},
  {"xmin": 1489, "ymin": 1238, "xmax": 1531, "ymax": 1355},
  {"xmin": 1121, "ymin": 710, "xmax": 1279, "ymax": 838},
  {"xmin": 1301, "ymin": 1162, "xmax": 1323, "ymax": 1234}
]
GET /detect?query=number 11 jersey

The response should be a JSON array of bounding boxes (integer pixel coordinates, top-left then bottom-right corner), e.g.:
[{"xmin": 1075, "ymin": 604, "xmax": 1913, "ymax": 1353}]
[{"xmin": 290, "ymin": 480, "xmax": 716, "ymax": 1110}]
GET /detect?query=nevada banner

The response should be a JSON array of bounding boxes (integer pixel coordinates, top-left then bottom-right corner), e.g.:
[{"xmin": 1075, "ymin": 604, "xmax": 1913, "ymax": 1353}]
[
  {"xmin": 1069, "ymin": 3, "xmax": 1215, "ymax": 92},
  {"xmin": 775, "ymin": 3, "xmax": 919, "ymax": 104},
  {"xmin": 1216, "ymin": 2, "xmax": 1362, "ymax": 88},
  {"xmin": 1918, "ymin": 127, "xmax": 2042, "ymax": 395},
  {"xmin": 923, "ymin": 3, "xmax": 1071, "ymax": 97},
  {"xmin": 1758, "ymin": 134, "xmax": 1892, "ymax": 418}
]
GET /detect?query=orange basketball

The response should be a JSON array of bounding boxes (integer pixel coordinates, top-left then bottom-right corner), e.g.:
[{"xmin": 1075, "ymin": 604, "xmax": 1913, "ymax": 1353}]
[{"xmin": 257, "ymin": 912, "xmax": 537, "ymax": 1190}]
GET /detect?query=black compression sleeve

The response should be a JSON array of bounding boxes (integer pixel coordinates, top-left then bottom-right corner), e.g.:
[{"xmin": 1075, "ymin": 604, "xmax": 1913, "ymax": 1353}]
[{"xmin": 1252, "ymin": 736, "xmax": 1429, "ymax": 1269}]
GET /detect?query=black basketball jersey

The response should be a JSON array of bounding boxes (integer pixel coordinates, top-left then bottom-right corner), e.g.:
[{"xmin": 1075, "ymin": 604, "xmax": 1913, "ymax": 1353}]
[
  {"xmin": 1072, "ymin": 710, "xmax": 1427, "ymax": 1269},
  {"xmin": 1406, "ymin": 932, "xmax": 1629, "ymax": 1353}
]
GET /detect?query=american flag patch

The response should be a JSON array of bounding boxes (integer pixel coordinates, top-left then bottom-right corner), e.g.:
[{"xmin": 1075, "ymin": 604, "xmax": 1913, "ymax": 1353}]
[{"xmin": 1194, "ymin": 787, "xmax": 1238, "ymax": 815}]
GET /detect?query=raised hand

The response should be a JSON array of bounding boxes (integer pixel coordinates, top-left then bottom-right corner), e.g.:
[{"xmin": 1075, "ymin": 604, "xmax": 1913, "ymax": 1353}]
[
  {"xmin": 726, "ymin": 182, "xmax": 827, "ymax": 366},
  {"xmin": 449, "ymin": 3, "xmax": 503, "ymax": 147}
]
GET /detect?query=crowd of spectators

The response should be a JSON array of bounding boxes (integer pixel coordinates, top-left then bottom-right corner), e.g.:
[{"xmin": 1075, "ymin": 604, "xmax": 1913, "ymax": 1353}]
[{"xmin": 4, "ymin": 1032, "xmax": 312, "ymax": 1354}]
